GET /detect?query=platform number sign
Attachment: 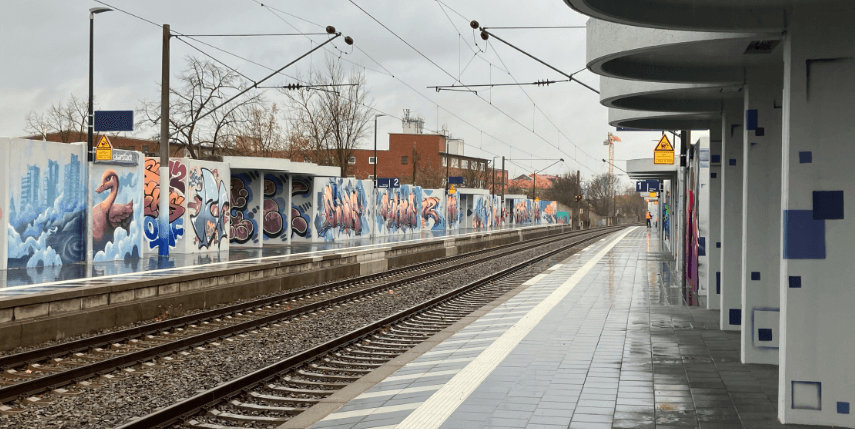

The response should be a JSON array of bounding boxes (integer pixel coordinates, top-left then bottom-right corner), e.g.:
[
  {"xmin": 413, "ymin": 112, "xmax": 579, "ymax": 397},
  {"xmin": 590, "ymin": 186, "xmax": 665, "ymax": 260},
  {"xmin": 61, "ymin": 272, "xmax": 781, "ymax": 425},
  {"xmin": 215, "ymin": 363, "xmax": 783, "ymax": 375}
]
[{"xmin": 377, "ymin": 178, "xmax": 400, "ymax": 189}]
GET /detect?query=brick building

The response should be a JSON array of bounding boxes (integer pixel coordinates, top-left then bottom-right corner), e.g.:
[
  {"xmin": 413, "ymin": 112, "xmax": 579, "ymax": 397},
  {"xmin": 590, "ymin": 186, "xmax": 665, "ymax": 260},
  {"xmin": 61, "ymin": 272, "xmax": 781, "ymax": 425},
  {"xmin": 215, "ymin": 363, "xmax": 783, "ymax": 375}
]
[{"xmin": 347, "ymin": 114, "xmax": 507, "ymax": 189}]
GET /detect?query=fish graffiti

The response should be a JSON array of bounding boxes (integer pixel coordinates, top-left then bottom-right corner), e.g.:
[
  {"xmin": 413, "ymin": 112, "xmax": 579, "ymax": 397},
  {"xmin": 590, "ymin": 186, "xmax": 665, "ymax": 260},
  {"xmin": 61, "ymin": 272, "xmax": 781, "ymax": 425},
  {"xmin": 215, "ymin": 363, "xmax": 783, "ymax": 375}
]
[
  {"xmin": 143, "ymin": 158, "xmax": 186, "ymax": 250},
  {"xmin": 229, "ymin": 172, "xmax": 258, "ymax": 244},
  {"xmin": 263, "ymin": 174, "xmax": 288, "ymax": 240},
  {"xmin": 291, "ymin": 175, "xmax": 313, "ymax": 240},
  {"xmin": 377, "ymin": 186, "xmax": 421, "ymax": 234},
  {"xmin": 315, "ymin": 178, "xmax": 370, "ymax": 241},
  {"xmin": 189, "ymin": 167, "xmax": 229, "ymax": 250},
  {"xmin": 7, "ymin": 145, "xmax": 86, "ymax": 268}
]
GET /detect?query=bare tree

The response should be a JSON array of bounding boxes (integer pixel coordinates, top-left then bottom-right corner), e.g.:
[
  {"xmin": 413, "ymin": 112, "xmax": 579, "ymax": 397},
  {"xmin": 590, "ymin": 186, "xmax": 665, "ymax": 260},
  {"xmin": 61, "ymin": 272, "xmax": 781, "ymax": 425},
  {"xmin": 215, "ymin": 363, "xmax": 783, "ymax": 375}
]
[
  {"xmin": 585, "ymin": 173, "xmax": 619, "ymax": 216},
  {"xmin": 139, "ymin": 56, "xmax": 264, "ymax": 159},
  {"xmin": 229, "ymin": 103, "xmax": 286, "ymax": 157},
  {"xmin": 284, "ymin": 55, "xmax": 373, "ymax": 176},
  {"xmin": 412, "ymin": 154, "xmax": 446, "ymax": 188},
  {"xmin": 24, "ymin": 94, "xmax": 90, "ymax": 142},
  {"xmin": 545, "ymin": 172, "xmax": 583, "ymax": 208},
  {"xmin": 461, "ymin": 160, "xmax": 489, "ymax": 189},
  {"xmin": 617, "ymin": 184, "xmax": 647, "ymax": 221}
]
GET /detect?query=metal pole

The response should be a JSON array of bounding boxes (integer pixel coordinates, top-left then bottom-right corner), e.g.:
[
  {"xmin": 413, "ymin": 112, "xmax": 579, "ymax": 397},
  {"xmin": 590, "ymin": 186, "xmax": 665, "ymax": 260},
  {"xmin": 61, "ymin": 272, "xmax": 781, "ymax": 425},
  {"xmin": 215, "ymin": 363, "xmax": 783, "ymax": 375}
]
[
  {"xmin": 575, "ymin": 170, "xmax": 580, "ymax": 230},
  {"xmin": 445, "ymin": 138, "xmax": 449, "ymax": 192},
  {"xmin": 373, "ymin": 116, "xmax": 378, "ymax": 183},
  {"xmin": 158, "ymin": 24, "xmax": 171, "ymax": 257},
  {"xmin": 491, "ymin": 161, "xmax": 495, "ymax": 197},
  {"xmin": 87, "ymin": 13, "xmax": 95, "ymax": 162},
  {"xmin": 532, "ymin": 172, "xmax": 536, "ymax": 200},
  {"xmin": 501, "ymin": 156, "xmax": 505, "ymax": 223}
]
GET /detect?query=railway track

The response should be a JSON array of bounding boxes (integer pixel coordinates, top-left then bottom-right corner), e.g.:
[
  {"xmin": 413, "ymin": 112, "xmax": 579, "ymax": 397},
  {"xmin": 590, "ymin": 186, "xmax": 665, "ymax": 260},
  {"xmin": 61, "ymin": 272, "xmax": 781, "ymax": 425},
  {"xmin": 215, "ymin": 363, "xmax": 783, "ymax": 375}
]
[
  {"xmin": 112, "ymin": 227, "xmax": 624, "ymax": 429},
  {"xmin": 0, "ymin": 227, "xmax": 616, "ymax": 410}
]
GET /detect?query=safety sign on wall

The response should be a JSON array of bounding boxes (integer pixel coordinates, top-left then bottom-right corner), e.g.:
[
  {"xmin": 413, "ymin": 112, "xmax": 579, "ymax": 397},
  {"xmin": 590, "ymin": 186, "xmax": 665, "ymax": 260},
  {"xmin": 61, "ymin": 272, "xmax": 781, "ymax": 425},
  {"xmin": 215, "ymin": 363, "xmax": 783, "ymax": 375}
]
[{"xmin": 653, "ymin": 134, "xmax": 674, "ymax": 165}]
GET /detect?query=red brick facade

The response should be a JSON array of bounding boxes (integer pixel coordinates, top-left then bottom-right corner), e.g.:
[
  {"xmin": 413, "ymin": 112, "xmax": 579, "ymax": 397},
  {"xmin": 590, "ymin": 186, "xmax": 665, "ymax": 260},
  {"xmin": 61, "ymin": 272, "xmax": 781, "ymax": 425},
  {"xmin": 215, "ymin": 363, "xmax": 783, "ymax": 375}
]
[{"xmin": 348, "ymin": 133, "xmax": 506, "ymax": 188}]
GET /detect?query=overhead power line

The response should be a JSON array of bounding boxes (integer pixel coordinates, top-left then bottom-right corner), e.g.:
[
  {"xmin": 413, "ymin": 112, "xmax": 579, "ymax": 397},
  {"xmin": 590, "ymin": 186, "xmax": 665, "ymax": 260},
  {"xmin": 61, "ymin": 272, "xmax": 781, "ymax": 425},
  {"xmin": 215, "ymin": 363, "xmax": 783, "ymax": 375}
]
[
  {"xmin": 428, "ymin": 79, "xmax": 570, "ymax": 92},
  {"xmin": 346, "ymin": 0, "xmax": 597, "ymax": 173},
  {"xmin": 179, "ymin": 33, "xmax": 329, "ymax": 37}
]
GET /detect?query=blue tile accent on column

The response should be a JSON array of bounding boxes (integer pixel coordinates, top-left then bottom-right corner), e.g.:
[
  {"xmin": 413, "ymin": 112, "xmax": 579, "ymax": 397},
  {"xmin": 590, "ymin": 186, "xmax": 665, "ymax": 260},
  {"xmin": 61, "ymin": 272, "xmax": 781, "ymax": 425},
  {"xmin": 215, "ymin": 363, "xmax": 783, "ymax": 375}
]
[
  {"xmin": 712, "ymin": 154, "xmax": 721, "ymax": 163},
  {"xmin": 783, "ymin": 210, "xmax": 826, "ymax": 259},
  {"xmin": 716, "ymin": 242, "xmax": 721, "ymax": 248},
  {"xmin": 716, "ymin": 272, "xmax": 721, "ymax": 294},
  {"xmin": 758, "ymin": 328, "xmax": 773, "ymax": 341},
  {"xmin": 698, "ymin": 237, "xmax": 706, "ymax": 256},
  {"xmin": 789, "ymin": 276, "xmax": 802, "ymax": 288},
  {"xmin": 751, "ymin": 272, "xmax": 761, "ymax": 280},
  {"xmin": 711, "ymin": 172, "xmax": 717, "ymax": 178},
  {"xmin": 729, "ymin": 309, "xmax": 742, "ymax": 325},
  {"xmin": 838, "ymin": 402, "xmax": 850, "ymax": 414},
  {"xmin": 729, "ymin": 159, "xmax": 737, "ymax": 166},
  {"xmin": 799, "ymin": 151, "xmax": 812, "ymax": 163},
  {"xmin": 746, "ymin": 109, "xmax": 758, "ymax": 130},
  {"xmin": 813, "ymin": 191, "xmax": 844, "ymax": 220}
]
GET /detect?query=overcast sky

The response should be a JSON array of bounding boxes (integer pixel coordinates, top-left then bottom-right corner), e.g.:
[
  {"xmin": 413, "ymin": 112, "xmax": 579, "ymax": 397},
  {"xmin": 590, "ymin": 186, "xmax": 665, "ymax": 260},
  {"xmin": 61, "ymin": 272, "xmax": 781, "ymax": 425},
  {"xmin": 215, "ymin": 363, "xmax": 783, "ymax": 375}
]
[{"xmin": 0, "ymin": 0, "xmax": 691, "ymax": 182}]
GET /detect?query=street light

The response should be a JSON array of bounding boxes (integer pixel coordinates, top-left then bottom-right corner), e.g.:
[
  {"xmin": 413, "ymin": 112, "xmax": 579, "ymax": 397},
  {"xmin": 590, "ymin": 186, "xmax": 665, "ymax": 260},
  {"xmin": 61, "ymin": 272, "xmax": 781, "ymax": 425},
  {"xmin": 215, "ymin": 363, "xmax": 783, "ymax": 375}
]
[
  {"xmin": 88, "ymin": 6, "xmax": 112, "ymax": 162},
  {"xmin": 373, "ymin": 114, "xmax": 386, "ymax": 187}
]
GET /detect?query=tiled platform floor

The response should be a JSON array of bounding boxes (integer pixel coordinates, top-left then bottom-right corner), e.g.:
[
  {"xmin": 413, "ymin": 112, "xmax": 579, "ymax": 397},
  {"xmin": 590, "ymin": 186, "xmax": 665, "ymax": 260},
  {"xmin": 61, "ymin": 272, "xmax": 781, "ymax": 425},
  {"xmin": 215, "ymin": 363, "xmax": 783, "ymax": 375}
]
[{"xmin": 305, "ymin": 227, "xmax": 831, "ymax": 429}]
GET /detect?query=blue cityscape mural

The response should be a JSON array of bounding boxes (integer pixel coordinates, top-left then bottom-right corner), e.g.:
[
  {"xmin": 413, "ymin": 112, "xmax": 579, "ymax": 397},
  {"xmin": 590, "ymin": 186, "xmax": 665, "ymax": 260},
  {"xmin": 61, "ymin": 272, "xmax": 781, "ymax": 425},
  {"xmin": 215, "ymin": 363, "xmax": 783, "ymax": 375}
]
[{"xmin": 7, "ymin": 143, "xmax": 86, "ymax": 268}]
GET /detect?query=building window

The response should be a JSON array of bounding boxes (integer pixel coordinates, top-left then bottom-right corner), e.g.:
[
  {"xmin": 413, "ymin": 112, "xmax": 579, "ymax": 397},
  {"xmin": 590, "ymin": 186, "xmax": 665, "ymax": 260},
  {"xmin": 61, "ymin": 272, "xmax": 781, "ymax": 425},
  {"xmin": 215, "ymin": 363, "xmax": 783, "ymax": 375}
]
[
  {"xmin": 480, "ymin": 163, "xmax": 485, "ymax": 171},
  {"xmin": 348, "ymin": 156, "xmax": 356, "ymax": 165},
  {"xmin": 368, "ymin": 156, "xmax": 376, "ymax": 165},
  {"xmin": 471, "ymin": 162, "xmax": 477, "ymax": 170},
  {"xmin": 142, "ymin": 145, "xmax": 149, "ymax": 153},
  {"xmin": 461, "ymin": 160, "xmax": 468, "ymax": 169},
  {"xmin": 401, "ymin": 156, "xmax": 408, "ymax": 165},
  {"xmin": 368, "ymin": 175, "xmax": 375, "ymax": 180},
  {"xmin": 442, "ymin": 156, "xmax": 447, "ymax": 167},
  {"xmin": 451, "ymin": 158, "xmax": 459, "ymax": 168}
]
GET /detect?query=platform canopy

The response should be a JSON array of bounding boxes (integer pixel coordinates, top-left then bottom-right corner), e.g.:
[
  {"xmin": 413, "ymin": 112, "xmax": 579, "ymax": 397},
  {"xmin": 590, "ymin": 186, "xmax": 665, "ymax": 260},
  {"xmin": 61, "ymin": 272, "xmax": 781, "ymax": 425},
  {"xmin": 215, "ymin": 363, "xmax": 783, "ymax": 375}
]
[
  {"xmin": 223, "ymin": 156, "xmax": 340, "ymax": 177},
  {"xmin": 626, "ymin": 158, "xmax": 678, "ymax": 181}
]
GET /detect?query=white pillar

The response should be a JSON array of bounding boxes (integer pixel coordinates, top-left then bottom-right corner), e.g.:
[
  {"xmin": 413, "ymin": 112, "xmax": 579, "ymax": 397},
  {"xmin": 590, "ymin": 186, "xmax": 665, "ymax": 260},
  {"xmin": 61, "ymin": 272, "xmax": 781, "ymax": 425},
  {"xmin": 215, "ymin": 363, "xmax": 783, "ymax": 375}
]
[
  {"xmin": 720, "ymin": 102, "xmax": 744, "ymax": 331},
  {"xmin": 707, "ymin": 128, "xmax": 722, "ymax": 310},
  {"xmin": 697, "ymin": 136, "xmax": 711, "ymax": 300},
  {"xmin": 740, "ymin": 67, "xmax": 783, "ymax": 365},
  {"xmin": 778, "ymin": 8, "xmax": 855, "ymax": 426}
]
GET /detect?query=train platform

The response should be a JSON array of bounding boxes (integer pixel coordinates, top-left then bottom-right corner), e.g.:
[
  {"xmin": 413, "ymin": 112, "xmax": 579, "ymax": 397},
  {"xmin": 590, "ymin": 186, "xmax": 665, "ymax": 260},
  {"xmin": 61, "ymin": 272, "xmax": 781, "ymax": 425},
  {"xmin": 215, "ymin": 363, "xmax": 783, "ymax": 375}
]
[
  {"xmin": 295, "ymin": 227, "xmax": 826, "ymax": 429},
  {"xmin": 0, "ymin": 224, "xmax": 525, "ymax": 295}
]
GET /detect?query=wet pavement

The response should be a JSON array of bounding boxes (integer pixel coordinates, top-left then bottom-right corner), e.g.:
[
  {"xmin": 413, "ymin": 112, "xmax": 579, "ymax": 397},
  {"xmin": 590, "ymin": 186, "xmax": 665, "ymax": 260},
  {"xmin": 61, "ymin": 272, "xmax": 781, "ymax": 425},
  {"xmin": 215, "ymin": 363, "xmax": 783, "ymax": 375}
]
[{"xmin": 307, "ymin": 227, "xmax": 831, "ymax": 429}]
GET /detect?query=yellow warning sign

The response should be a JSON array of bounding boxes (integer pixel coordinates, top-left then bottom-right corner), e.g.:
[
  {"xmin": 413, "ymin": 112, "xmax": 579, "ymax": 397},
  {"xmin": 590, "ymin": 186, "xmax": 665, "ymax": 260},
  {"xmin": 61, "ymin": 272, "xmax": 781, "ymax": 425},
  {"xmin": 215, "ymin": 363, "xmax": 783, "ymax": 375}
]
[
  {"xmin": 649, "ymin": 192, "xmax": 658, "ymax": 198},
  {"xmin": 653, "ymin": 134, "xmax": 674, "ymax": 165},
  {"xmin": 449, "ymin": 185, "xmax": 456, "ymax": 194},
  {"xmin": 95, "ymin": 135, "xmax": 113, "ymax": 162}
]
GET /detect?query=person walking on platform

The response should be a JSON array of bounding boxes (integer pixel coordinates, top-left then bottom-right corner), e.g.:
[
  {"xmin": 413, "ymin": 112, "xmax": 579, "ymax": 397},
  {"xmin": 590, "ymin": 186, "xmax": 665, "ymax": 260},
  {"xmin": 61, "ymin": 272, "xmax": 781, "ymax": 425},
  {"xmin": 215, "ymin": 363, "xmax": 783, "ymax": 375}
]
[{"xmin": 646, "ymin": 211, "xmax": 651, "ymax": 228}]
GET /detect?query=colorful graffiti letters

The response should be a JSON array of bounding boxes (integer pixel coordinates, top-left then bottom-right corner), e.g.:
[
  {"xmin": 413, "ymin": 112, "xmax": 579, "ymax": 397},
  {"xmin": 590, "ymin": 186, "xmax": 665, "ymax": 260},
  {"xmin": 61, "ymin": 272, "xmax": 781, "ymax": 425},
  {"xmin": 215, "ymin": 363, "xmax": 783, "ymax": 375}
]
[{"xmin": 189, "ymin": 167, "xmax": 229, "ymax": 249}]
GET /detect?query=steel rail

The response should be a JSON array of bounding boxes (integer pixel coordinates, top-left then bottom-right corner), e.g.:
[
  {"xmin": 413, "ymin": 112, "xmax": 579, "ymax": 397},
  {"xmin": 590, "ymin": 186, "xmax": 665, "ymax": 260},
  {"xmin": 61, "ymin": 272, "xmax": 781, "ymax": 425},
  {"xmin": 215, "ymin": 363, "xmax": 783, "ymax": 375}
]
[
  {"xmin": 0, "ymin": 226, "xmax": 593, "ymax": 371},
  {"xmin": 116, "ymin": 227, "xmax": 623, "ymax": 429},
  {"xmin": 0, "ymin": 227, "xmax": 611, "ymax": 403}
]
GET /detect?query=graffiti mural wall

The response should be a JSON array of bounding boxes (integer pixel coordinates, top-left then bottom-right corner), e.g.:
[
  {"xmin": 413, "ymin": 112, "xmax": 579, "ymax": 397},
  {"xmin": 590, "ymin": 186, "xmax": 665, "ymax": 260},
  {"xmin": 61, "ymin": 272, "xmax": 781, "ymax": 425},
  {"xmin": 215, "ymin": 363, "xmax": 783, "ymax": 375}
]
[
  {"xmin": 143, "ymin": 158, "xmax": 187, "ymax": 254},
  {"xmin": 470, "ymin": 194, "xmax": 494, "ymax": 230},
  {"xmin": 290, "ymin": 175, "xmax": 313, "ymax": 242},
  {"xmin": 540, "ymin": 200, "xmax": 558, "ymax": 224},
  {"xmin": 314, "ymin": 177, "xmax": 371, "ymax": 242},
  {"xmin": 0, "ymin": 139, "xmax": 8, "ymax": 270},
  {"xmin": 263, "ymin": 173, "xmax": 289, "ymax": 243},
  {"xmin": 375, "ymin": 185, "xmax": 421, "ymax": 237},
  {"xmin": 446, "ymin": 192, "xmax": 460, "ymax": 231},
  {"xmin": 420, "ymin": 189, "xmax": 446, "ymax": 232},
  {"xmin": 89, "ymin": 155, "xmax": 144, "ymax": 262},
  {"xmin": 513, "ymin": 198, "xmax": 533, "ymax": 225},
  {"xmin": 187, "ymin": 160, "xmax": 230, "ymax": 252},
  {"xmin": 229, "ymin": 170, "xmax": 261, "ymax": 246},
  {"xmin": 6, "ymin": 139, "xmax": 88, "ymax": 269}
]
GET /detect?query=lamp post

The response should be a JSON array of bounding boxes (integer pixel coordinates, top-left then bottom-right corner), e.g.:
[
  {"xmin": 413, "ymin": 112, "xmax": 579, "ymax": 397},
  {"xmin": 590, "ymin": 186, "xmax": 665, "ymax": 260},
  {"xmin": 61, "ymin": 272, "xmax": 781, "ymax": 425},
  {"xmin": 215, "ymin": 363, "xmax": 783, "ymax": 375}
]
[
  {"xmin": 87, "ymin": 6, "xmax": 112, "ymax": 162},
  {"xmin": 491, "ymin": 156, "xmax": 501, "ymax": 197},
  {"xmin": 373, "ymin": 114, "xmax": 385, "ymax": 186}
]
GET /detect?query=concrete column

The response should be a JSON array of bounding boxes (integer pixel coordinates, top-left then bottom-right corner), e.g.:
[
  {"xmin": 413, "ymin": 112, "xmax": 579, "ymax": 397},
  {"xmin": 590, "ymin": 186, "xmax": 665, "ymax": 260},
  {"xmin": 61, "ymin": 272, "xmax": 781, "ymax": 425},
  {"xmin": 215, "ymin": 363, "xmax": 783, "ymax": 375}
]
[
  {"xmin": 697, "ymin": 137, "xmax": 711, "ymax": 300},
  {"xmin": 740, "ymin": 67, "xmax": 783, "ymax": 365},
  {"xmin": 720, "ymin": 102, "xmax": 744, "ymax": 331},
  {"xmin": 707, "ymin": 128, "xmax": 722, "ymax": 310},
  {"xmin": 778, "ymin": 8, "xmax": 855, "ymax": 426}
]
